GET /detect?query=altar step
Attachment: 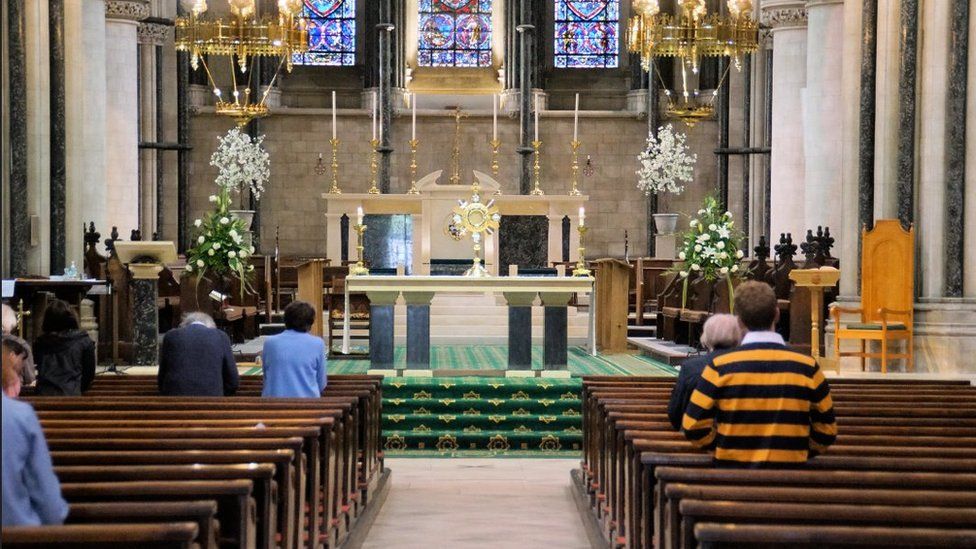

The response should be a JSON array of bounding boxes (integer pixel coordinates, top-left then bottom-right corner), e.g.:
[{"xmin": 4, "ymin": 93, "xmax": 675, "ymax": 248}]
[{"xmin": 628, "ymin": 337, "xmax": 700, "ymax": 366}]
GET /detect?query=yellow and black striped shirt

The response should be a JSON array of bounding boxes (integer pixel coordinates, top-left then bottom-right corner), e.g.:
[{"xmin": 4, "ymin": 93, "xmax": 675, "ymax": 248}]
[{"xmin": 681, "ymin": 342, "xmax": 837, "ymax": 467}]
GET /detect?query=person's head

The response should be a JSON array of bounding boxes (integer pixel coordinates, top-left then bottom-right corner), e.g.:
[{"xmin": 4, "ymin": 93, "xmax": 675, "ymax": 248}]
[
  {"xmin": 734, "ymin": 280, "xmax": 780, "ymax": 332},
  {"xmin": 284, "ymin": 301, "xmax": 316, "ymax": 333},
  {"xmin": 181, "ymin": 312, "xmax": 216, "ymax": 329},
  {"xmin": 2, "ymin": 335, "xmax": 29, "ymax": 397},
  {"xmin": 700, "ymin": 314, "xmax": 743, "ymax": 351},
  {"xmin": 41, "ymin": 299, "xmax": 79, "ymax": 334},
  {"xmin": 2, "ymin": 303, "xmax": 17, "ymax": 335}
]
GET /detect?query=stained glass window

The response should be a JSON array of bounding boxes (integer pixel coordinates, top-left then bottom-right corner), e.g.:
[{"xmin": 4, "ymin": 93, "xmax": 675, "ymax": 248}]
[
  {"xmin": 293, "ymin": 0, "xmax": 356, "ymax": 66},
  {"xmin": 554, "ymin": 0, "xmax": 619, "ymax": 68},
  {"xmin": 418, "ymin": 0, "xmax": 492, "ymax": 68}
]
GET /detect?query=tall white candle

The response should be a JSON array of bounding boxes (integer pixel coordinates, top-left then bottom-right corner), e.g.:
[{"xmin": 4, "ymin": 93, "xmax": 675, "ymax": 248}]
[
  {"xmin": 412, "ymin": 94, "xmax": 417, "ymax": 141},
  {"xmin": 357, "ymin": 206, "xmax": 364, "ymax": 225},
  {"xmin": 371, "ymin": 92, "xmax": 377, "ymax": 141},
  {"xmin": 379, "ymin": 88, "xmax": 384, "ymax": 142},
  {"xmin": 573, "ymin": 93, "xmax": 579, "ymax": 142},
  {"xmin": 579, "ymin": 206, "xmax": 585, "ymax": 227},
  {"xmin": 492, "ymin": 94, "xmax": 498, "ymax": 141},
  {"xmin": 332, "ymin": 90, "xmax": 336, "ymax": 139},
  {"xmin": 534, "ymin": 93, "xmax": 540, "ymax": 142}
]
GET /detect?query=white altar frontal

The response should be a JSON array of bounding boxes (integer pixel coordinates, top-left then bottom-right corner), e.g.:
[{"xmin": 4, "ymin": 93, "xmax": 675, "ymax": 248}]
[{"xmin": 322, "ymin": 171, "xmax": 588, "ymax": 275}]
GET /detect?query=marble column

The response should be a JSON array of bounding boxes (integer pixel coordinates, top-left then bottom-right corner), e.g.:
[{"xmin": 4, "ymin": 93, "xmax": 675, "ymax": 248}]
[
  {"xmin": 367, "ymin": 291, "xmax": 398, "ymax": 369},
  {"xmin": 403, "ymin": 291, "xmax": 433, "ymax": 369},
  {"xmin": 64, "ymin": 0, "xmax": 107, "ymax": 267},
  {"xmin": 7, "ymin": 0, "xmax": 29, "ymax": 277},
  {"xmin": 716, "ymin": 57, "xmax": 730, "ymax": 210},
  {"xmin": 377, "ymin": 0, "xmax": 393, "ymax": 193},
  {"xmin": 943, "ymin": 0, "xmax": 969, "ymax": 297},
  {"xmin": 104, "ymin": 0, "xmax": 149, "ymax": 236},
  {"xmin": 540, "ymin": 292, "xmax": 573, "ymax": 370},
  {"xmin": 504, "ymin": 292, "xmax": 534, "ymax": 370},
  {"xmin": 49, "ymin": 0, "xmax": 66, "ymax": 274},
  {"xmin": 646, "ymin": 60, "xmax": 660, "ymax": 256},
  {"xmin": 895, "ymin": 0, "xmax": 919, "ymax": 228},
  {"xmin": 761, "ymin": 0, "xmax": 808, "ymax": 242},
  {"xmin": 176, "ymin": 2, "xmax": 189, "ymax": 253},
  {"xmin": 517, "ymin": 0, "xmax": 535, "ymax": 195},
  {"xmin": 857, "ymin": 0, "xmax": 877, "ymax": 238},
  {"xmin": 128, "ymin": 263, "xmax": 164, "ymax": 365},
  {"xmin": 965, "ymin": 0, "xmax": 976, "ymax": 296}
]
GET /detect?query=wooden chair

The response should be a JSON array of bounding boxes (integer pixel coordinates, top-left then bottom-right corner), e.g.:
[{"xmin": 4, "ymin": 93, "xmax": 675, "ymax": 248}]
[{"xmin": 831, "ymin": 220, "xmax": 914, "ymax": 373}]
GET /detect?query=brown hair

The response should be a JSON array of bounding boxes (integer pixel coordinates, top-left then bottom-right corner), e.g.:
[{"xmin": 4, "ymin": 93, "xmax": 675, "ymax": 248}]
[
  {"xmin": 734, "ymin": 281, "xmax": 778, "ymax": 331},
  {"xmin": 2, "ymin": 335, "xmax": 27, "ymax": 391},
  {"xmin": 42, "ymin": 299, "xmax": 79, "ymax": 333}
]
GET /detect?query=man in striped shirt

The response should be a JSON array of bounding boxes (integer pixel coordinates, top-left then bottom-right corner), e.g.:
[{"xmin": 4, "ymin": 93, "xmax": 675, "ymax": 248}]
[{"xmin": 682, "ymin": 281, "xmax": 837, "ymax": 467}]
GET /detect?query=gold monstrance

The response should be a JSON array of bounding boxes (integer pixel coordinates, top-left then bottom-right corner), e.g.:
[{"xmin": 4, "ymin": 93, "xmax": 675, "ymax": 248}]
[{"xmin": 452, "ymin": 182, "xmax": 501, "ymax": 277}]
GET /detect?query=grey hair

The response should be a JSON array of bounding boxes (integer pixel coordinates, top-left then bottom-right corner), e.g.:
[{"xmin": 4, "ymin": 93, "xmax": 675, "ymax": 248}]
[
  {"xmin": 181, "ymin": 312, "xmax": 216, "ymax": 329},
  {"xmin": 700, "ymin": 314, "xmax": 743, "ymax": 351},
  {"xmin": 1, "ymin": 304, "xmax": 16, "ymax": 334}
]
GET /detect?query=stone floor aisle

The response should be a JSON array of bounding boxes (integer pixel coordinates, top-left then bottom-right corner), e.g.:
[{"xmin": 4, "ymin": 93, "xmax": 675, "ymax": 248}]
[{"xmin": 361, "ymin": 458, "xmax": 591, "ymax": 549}]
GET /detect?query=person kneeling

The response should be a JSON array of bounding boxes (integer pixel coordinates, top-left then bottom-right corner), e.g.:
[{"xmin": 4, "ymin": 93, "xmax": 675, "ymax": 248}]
[
  {"xmin": 261, "ymin": 301, "xmax": 327, "ymax": 398},
  {"xmin": 158, "ymin": 312, "xmax": 239, "ymax": 396}
]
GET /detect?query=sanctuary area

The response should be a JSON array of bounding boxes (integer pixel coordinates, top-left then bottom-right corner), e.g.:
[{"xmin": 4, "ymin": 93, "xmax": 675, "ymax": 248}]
[{"xmin": 2, "ymin": 0, "xmax": 976, "ymax": 547}]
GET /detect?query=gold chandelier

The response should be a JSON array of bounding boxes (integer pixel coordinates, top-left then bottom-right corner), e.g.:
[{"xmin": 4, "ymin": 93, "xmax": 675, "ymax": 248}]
[
  {"xmin": 175, "ymin": 0, "xmax": 308, "ymax": 126},
  {"xmin": 628, "ymin": 0, "xmax": 759, "ymax": 124}
]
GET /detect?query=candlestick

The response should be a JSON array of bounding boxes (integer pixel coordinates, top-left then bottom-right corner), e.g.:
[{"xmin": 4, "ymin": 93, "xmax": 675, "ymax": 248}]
[
  {"xmin": 492, "ymin": 93, "xmax": 498, "ymax": 141},
  {"xmin": 407, "ymin": 139, "xmax": 420, "ymax": 195},
  {"xmin": 331, "ymin": 90, "xmax": 337, "ymax": 140},
  {"xmin": 572, "ymin": 225, "xmax": 591, "ymax": 277},
  {"xmin": 530, "ymin": 139, "xmax": 544, "ymax": 196},
  {"xmin": 569, "ymin": 139, "xmax": 582, "ymax": 196},
  {"xmin": 573, "ymin": 93, "xmax": 579, "ymax": 142},
  {"xmin": 490, "ymin": 138, "xmax": 501, "ymax": 196},
  {"xmin": 349, "ymin": 222, "xmax": 369, "ymax": 276},
  {"xmin": 367, "ymin": 139, "xmax": 379, "ymax": 194},
  {"xmin": 327, "ymin": 138, "xmax": 342, "ymax": 194}
]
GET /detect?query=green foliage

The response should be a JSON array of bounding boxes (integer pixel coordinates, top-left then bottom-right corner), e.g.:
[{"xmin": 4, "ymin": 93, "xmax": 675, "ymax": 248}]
[
  {"xmin": 184, "ymin": 187, "xmax": 255, "ymax": 294},
  {"xmin": 675, "ymin": 196, "xmax": 744, "ymax": 282}
]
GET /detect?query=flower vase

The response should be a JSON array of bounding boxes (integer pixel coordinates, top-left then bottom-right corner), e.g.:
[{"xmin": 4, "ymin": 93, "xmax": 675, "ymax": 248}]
[
  {"xmin": 653, "ymin": 213, "xmax": 679, "ymax": 235},
  {"xmin": 230, "ymin": 209, "xmax": 255, "ymax": 230}
]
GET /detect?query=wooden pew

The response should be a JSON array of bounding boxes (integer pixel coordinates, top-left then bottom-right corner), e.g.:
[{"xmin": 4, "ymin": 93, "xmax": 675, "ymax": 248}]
[
  {"xmin": 67, "ymin": 501, "xmax": 219, "ymax": 549},
  {"xmin": 1, "ymin": 522, "xmax": 201, "ymax": 549},
  {"xmin": 692, "ymin": 523, "xmax": 976, "ymax": 548}
]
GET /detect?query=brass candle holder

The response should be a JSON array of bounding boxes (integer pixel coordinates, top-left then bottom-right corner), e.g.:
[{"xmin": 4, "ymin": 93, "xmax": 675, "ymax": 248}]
[
  {"xmin": 328, "ymin": 138, "xmax": 342, "ymax": 194},
  {"xmin": 572, "ymin": 225, "xmax": 591, "ymax": 277},
  {"xmin": 530, "ymin": 139, "xmax": 544, "ymax": 196},
  {"xmin": 569, "ymin": 140, "xmax": 582, "ymax": 196},
  {"xmin": 490, "ymin": 138, "xmax": 501, "ymax": 195},
  {"xmin": 407, "ymin": 138, "xmax": 420, "ymax": 195},
  {"xmin": 349, "ymin": 222, "xmax": 370, "ymax": 276},
  {"xmin": 367, "ymin": 138, "xmax": 380, "ymax": 195}
]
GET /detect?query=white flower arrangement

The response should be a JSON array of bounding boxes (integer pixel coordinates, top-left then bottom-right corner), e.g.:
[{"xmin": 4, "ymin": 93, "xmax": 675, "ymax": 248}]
[
  {"xmin": 673, "ymin": 196, "xmax": 744, "ymax": 310},
  {"xmin": 636, "ymin": 124, "xmax": 697, "ymax": 199},
  {"xmin": 210, "ymin": 127, "xmax": 270, "ymax": 206},
  {"xmin": 185, "ymin": 187, "xmax": 256, "ymax": 297}
]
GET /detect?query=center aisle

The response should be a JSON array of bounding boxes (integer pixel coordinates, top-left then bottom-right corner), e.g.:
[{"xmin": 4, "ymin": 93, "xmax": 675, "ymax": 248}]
[{"xmin": 362, "ymin": 459, "xmax": 591, "ymax": 548}]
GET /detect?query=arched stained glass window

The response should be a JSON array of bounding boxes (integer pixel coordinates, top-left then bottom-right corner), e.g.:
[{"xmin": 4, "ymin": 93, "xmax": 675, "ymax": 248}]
[
  {"xmin": 293, "ymin": 0, "xmax": 356, "ymax": 66},
  {"xmin": 418, "ymin": 0, "xmax": 493, "ymax": 68},
  {"xmin": 554, "ymin": 0, "xmax": 619, "ymax": 68}
]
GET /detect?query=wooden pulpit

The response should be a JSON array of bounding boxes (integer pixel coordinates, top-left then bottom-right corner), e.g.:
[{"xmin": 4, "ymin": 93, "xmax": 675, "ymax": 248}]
[
  {"xmin": 593, "ymin": 258, "xmax": 631, "ymax": 353},
  {"xmin": 296, "ymin": 259, "xmax": 326, "ymax": 338}
]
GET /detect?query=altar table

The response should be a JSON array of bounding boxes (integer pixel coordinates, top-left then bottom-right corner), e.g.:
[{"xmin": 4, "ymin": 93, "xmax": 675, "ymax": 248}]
[{"xmin": 342, "ymin": 276, "xmax": 596, "ymax": 370}]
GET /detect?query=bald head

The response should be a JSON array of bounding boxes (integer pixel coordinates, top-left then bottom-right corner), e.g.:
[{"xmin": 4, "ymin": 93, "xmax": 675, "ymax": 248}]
[{"xmin": 701, "ymin": 314, "xmax": 743, "ymax": 351}]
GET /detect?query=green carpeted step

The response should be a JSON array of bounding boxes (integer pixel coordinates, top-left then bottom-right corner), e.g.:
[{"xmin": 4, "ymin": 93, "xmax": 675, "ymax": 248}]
[
  {"xmin": 382, "ymin": 429, "xmax": 583, "ymax": 453},
  {"xmin": 383, "ymin": 377, "xmax": 581, "ymax": 401},
  {"xmin": 384, "ymin": 413, "xmax": 581, "ymax": 432},
  {"xmin": 383, "ymin": 397, "xmax": 581, "ymax": 416}
]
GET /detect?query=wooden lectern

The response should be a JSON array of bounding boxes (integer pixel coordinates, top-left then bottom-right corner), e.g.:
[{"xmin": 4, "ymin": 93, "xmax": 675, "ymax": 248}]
[
  {"xmin": 296, "ymin": 259, "xmax": 327, "ymax": 338},
  {"xmin": 592, "ymin": 258, "xmax": 631, "ymax": 353},
  {"xmin": 789, "ymin": 267, "xmax": 841, "ymax": 372}
]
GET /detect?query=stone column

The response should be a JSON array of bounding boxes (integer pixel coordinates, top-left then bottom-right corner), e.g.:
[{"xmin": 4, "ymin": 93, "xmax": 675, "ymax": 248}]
[
  {"xmin": 504, "ymin": 292, "xmax": 534, "ymax": 370},
  {"xmin": 965, "ymin": 0, "xmax": 976, "ymax": 296},
  {"xmin": 104, "ymin": 0, "xmax": 149, "ymax": 236},
  {"xmin": 943, "ymin": 0, "xmax": 969, "ymax": 297},
  {"xmin": 25, "ymin": 0, "xmax": 51, "ymax": 276},
  {"xmin": 761, "ymin": 0, "xmax": 808, "ymax": 242},
  {"xmin": 7, "ymin": 0, "xmax": 29, "ymax": 276},
  {"xmin": 403, "ymin": 291, "xmax": 433, "ymax": 369},
  {"xmin": 895, "ymin": 0, "xmax": 919, "ymax": 228},
  {"xmin": 838, "ymin": 0, "xmax": 864, "ymax": 297},
  {"xmin": 872, "ymin": 0, "xmax": 902, "ymax": 219},
  {"xmin": 49, "ymin": 0, "xmax": 66, "ymax": 274},
  {"xmin": 803, "ymin": 0, "xmax": 844, "ymax": 243},
  {"xmin": 138, "ymin": 21, "xmax": 167, "ymax": 237}
]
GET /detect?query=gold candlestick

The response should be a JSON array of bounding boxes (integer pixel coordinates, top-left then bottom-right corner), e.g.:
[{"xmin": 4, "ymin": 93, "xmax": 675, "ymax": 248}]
[
  {"xmin": 530, "ymin": 139, "xmax": 544, "ymax": 196},
  {"xmin": 349, "ymin": 222, "xmax": 370, "ymax": 276},
  {"xmin": 407, "ymin": 139, "xmax": 420, "ymax": 195},
  {"xmin": 367, "ymin": 138, "xmax": 380, "ymax": 195},
  {"xmin": 328, "ymin": 138, "xmax": 342, "ymax": 194},
  {"xmin": 573, "ymin": 225, "xmax": 591, "ymax": 277},
  {"xmin": 490, "ymin": 138, "xmax": 501, "ymax": 195},
  {"xmin": 569, "ymin": 140, "xmax": 582, "ymax": 196}
]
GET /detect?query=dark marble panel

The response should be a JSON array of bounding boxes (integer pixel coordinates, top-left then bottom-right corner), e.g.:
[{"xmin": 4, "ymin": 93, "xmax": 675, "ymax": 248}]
[
  {"xmin": 561, "ymin": 216, "xmax": 570, "ymax": 262},
  {"xmin": 8, "ymin": 0, "xmax": 28, "ymax": 276},
  {"xmin": 508, "ymin": 306, "xmax": 532, "ymax": 370},
  {"xmin": 944, "ymin": 0, "xmax": 969, "ymax": 297},
  {"xmin": 430, "ymin": 259, "xmax": 470, "ymax": 276},
  {"xmin": 363, "ymin": 214, "xmax": 413, "ymax": 273},
  {"xmin": 717, "ymin": 57, "xmax": 730, "ymax": 210},
  {"xmin": 499, "ymin": 215, "xmax": 548, "ymax": 273},
  {"xmin": 176, "ymin": 19, "xmax": 189, "ymax": 252},
  {"xmin": 369, "ymin": 304, "xmax": 395, "ymax": 369},
  {"xmin": 896, "ymin": 0, "xmax": 919, "ymax": 229},
  {"xmin": 406, "ymin": 305, "xmax": 430, "ymax": 369},
  {"xmin": 763, "ymin": 50, "xmax": 773, "ymax": 242},
  {"xmin": 340, "ymin": 214, "xmax": 350, "ymax": 262},
  {"xmin": 49, "ymin": 0, "xmax": 66, "ymax": 273},
  {"xmin": 131, "ymin": 278, "xmax": 160, "ymax": 365},
  {"xmin": 543, "ymin": 306, "xmax": 568, "ymax": 370}
]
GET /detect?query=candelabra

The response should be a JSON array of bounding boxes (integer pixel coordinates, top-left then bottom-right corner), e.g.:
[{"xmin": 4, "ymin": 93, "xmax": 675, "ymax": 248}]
[
  {"xmin": 349, "ymin": 222, "xmax": 370, "ymax": 276},
  {"xmin": 530, "ymin": 140, "xmax": 544, "ymax": 196},
  {"xmin": 407, "ymin": 139, "xmax": 420, "ymax": 195},
  {"xmin": 572, "ymin": 225, "xmax": 591, "ymax": 277},
  {"xmin": 490, "ymin": 138, "xmax": 501, "ymax": 195},
  {"xmin": 327, "ymin": 138, "xmax": 342, "ymax": 194},
  {"xmin": 569, "ymin": 140, "xmax": 581, "ymax": 196},
  {"xmin": 367, "ymin": 139, "xmax": 379, "ymax": 195}
]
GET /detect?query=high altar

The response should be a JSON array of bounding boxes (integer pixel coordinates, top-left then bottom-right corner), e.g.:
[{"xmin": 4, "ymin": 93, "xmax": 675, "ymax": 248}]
[{"xmin": 322, "ymin": 171, "xmax": 588, "ymax": 275}]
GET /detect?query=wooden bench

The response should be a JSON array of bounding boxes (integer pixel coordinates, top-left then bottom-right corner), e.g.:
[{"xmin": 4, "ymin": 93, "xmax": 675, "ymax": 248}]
[
  {"xmin": 1, "ymin": 522, "xmax": 201, "ymax": 549},
  {"xmin": 692, "ymin": 523, "xmax": 976, "ymax": 548},
  {"xmin": 67, "ymin": 501, "xmax": 219, "ymax": 549}
]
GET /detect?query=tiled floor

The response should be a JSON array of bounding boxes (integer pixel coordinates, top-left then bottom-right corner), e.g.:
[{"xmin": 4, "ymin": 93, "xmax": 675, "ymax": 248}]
[{"xmin": 362, "ymin": 459, "xmax": 591, "ymax": 549}]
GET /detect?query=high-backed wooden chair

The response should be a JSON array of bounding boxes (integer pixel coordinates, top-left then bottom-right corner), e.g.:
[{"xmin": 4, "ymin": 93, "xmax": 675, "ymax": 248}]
[{"xmin": 831, "ymin": 220, "xmax": 914, "ymax": 373}]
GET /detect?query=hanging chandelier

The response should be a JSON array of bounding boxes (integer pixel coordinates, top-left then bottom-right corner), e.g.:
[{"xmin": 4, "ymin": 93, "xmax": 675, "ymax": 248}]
[
  {"xmin": 175, "ymin": 0, "xmax": 308, "ymax": 126},
  {"xmin": 628, "ymin": 0, "xmax": 759, "ymax": 125}
]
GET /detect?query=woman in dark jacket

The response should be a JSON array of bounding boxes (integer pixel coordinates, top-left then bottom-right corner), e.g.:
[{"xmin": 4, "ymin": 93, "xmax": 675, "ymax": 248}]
[{"xmin": 33, "ymin": 300, "xmax": 96, "ymax": 396}]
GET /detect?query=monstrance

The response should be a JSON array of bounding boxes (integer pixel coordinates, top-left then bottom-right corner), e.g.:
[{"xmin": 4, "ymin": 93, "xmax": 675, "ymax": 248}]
[{"xmin": 451, "ymin": 183, "xmax": 501, "ymax": 277}]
